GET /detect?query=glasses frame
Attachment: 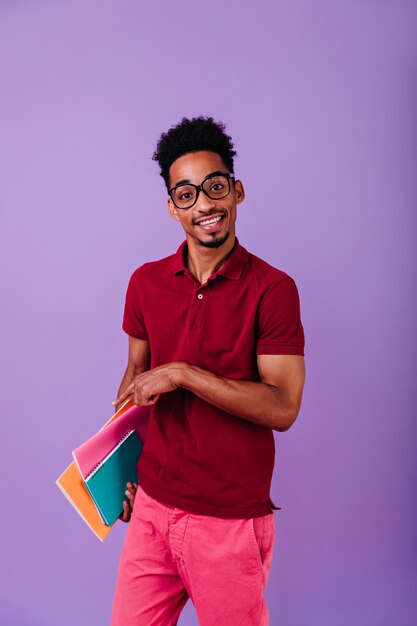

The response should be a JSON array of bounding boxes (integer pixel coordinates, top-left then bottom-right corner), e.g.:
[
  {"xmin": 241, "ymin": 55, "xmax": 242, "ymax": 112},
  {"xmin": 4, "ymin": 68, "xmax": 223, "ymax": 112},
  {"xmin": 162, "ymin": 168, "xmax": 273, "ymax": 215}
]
[{"xmin": 168, "ymin": 171, "xmax": 235, "ymax": 210}]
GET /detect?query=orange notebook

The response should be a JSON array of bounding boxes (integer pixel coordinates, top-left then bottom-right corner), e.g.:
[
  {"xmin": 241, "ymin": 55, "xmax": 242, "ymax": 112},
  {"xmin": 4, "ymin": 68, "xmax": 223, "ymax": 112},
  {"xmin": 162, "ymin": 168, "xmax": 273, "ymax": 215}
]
[
  {"xmin": 56, "ymin": 400, "xmax": 136, "ymax": 541},
  {"xmin": 56, "ymin": 461, "xmax": 113, "ymax": 541}
]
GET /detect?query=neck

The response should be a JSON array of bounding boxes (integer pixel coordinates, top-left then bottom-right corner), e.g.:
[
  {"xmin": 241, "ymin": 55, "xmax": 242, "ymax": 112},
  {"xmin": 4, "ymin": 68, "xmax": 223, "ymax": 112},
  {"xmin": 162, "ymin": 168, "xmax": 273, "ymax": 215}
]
[{"xmin": 186, "ymin": 235, "xmax": 236, "ymax": 284}]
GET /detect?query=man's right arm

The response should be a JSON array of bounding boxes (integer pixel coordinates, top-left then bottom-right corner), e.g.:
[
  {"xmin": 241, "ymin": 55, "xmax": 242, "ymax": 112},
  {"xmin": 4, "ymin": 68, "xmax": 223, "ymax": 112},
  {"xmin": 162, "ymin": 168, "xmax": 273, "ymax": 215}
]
[
  {"xmin": 115, "ymin": 335, "xmax": 151, "ymax": 412},
  {"xmin": 117, "ymin": 335, "xmax": 150, "ymax": 523}
]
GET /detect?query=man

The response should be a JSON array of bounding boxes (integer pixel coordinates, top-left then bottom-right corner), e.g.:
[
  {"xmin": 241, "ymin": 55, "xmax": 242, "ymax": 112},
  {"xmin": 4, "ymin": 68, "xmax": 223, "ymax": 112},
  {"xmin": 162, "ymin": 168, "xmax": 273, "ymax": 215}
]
[{"xmin": 111, "ymin": 116, "xmax": 305, "ymax": 625}]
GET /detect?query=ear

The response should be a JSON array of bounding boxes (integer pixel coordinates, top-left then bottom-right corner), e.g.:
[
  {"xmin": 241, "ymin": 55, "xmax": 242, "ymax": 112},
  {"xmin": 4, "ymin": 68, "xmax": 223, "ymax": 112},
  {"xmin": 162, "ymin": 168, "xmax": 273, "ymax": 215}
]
[
  {"xmin": 234, "ymin": 179, "xmax": 245, "ymax": 205},
  {"xmin": 168, "ymin": 198, "xmax": 181, "ymax": 221}
]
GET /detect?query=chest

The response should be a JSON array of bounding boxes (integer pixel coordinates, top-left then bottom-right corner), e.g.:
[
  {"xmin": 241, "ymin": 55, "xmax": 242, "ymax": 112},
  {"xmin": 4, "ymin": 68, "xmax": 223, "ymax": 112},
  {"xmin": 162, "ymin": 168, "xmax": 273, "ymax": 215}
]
[{"xmin": 142, "ymin": 276, "xmax": 260, "ymax": 378}]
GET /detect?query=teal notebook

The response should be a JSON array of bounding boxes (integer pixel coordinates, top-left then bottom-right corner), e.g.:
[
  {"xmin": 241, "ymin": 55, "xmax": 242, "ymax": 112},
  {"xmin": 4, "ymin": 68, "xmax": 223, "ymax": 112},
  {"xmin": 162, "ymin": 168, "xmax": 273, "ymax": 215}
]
[{"xmin": 84, "ymin": 430, "xmax": 142, "ymax": 526}]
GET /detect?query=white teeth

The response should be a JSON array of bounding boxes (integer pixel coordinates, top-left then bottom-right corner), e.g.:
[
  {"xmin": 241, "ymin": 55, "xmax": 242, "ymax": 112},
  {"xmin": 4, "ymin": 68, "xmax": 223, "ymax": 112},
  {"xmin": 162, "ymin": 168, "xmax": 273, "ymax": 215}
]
[{"xmin": 198, "ymin": 216, "xmax": 222, "ymax": 226}]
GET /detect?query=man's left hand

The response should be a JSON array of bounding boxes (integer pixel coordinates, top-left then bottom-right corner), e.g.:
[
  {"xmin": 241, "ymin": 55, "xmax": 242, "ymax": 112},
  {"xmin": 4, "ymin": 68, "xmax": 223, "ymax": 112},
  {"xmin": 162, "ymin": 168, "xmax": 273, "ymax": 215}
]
[{"xmin": 112, "ymin": 362, "xmax": 185, "ymax": 407}]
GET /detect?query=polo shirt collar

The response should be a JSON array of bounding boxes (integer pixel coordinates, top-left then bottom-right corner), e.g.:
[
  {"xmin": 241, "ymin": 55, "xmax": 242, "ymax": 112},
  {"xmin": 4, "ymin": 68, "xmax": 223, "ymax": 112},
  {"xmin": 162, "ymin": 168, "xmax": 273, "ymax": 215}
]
[{"xmin": 170, "ymin": 238, "xmax": 249, "ymax": 281}]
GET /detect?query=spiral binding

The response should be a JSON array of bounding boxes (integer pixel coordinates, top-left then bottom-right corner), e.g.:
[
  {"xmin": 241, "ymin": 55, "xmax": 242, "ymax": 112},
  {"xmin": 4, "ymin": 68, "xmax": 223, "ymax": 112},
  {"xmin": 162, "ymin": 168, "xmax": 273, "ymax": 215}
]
[{"xmin": 87, "ymin": 430, "xmax": 134, "ymax": 479}]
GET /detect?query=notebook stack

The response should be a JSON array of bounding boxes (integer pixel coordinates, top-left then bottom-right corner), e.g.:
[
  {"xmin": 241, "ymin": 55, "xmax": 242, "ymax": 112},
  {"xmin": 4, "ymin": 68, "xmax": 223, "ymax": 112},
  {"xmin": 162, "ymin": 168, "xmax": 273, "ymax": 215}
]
[{"xmin": 56, "ymin": 401, "xmax": 150, "ymax": 541}]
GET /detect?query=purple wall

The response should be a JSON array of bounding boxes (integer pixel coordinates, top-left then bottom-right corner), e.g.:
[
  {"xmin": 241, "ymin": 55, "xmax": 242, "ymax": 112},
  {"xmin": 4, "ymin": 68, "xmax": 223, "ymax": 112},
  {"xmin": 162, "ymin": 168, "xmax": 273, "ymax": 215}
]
[{"xmin": 1, "ymin": 1, "xmax": 416, "ymax": 624}]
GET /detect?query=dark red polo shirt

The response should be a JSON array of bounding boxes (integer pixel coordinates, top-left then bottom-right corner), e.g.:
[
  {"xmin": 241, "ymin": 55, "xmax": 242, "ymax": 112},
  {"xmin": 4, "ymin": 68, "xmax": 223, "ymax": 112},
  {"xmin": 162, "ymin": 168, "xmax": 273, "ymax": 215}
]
[{"xmin": 123, "ymin": 238, "xmax": 305, "ymax": 518}]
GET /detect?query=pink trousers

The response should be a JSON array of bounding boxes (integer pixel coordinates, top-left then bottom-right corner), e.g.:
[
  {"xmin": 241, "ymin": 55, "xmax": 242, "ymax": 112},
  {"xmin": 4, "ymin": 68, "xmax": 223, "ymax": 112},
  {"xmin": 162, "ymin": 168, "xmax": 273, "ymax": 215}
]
[{"xmin": 111, "ymin": 486, "xmax": 275, "ymax": 626}]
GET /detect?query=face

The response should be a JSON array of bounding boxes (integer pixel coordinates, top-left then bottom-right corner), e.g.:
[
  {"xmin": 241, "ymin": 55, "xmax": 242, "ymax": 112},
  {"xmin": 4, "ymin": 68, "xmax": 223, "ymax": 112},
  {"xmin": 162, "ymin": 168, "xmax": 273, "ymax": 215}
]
[{"xmin": 167, "ymin": 151, "xmax": 245, "ymax": 250}]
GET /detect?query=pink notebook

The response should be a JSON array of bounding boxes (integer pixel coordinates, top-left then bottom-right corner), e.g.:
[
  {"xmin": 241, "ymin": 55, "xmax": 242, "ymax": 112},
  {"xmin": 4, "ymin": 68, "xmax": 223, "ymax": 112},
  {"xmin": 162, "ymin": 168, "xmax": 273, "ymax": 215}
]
[{"xmin": 72, "ymin": 402, "xmax": 150, "ymax": 479}]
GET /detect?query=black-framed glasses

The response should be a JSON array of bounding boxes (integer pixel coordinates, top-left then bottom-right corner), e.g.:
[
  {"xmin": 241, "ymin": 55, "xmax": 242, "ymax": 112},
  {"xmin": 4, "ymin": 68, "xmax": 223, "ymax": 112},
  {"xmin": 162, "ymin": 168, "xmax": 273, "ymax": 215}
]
[{"xmin": 168, "ymin": 171, "xmax": 235, "ymax": 210}]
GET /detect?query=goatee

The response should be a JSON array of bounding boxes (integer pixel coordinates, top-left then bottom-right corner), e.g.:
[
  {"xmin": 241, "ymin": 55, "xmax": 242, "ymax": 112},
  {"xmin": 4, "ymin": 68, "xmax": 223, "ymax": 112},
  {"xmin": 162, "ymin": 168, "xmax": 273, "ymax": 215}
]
[{"xmin": 198, "ymin": 231, "xmax": 230, "ymax": 249}]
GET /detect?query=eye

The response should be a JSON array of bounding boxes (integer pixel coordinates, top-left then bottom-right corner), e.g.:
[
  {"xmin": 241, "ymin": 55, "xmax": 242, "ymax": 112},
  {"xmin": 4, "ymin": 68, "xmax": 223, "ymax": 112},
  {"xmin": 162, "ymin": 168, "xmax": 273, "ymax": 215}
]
[
  {"xmin": 204, "ymin": 175, "xmax": 228, "ymax": 195},
  {"xmin": 173, "ymin": 185, "xmax": 195, "ymax": 203},
  {"xmin": 179, "ymin": 191, "xmax": 193, "ymax": 201}
]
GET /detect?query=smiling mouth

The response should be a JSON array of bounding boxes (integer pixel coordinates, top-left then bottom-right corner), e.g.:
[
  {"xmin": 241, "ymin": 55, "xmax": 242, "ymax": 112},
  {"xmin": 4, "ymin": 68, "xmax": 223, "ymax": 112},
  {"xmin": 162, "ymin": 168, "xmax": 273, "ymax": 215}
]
[
  {"xmin": 194, "ymin": 213, "xmax": 226, "ymax": 233},
  {"xmin": 198, "ymin": 215, "xmax": 222, "ymax": 226},
  {"xmin": 195, "ymin": 215, "xmax": 224, "ymax": 233}
]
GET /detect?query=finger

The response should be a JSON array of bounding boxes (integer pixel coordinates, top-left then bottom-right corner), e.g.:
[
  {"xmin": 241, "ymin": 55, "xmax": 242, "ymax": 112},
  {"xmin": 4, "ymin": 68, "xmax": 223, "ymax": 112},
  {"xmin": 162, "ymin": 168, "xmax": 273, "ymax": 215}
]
[
  {"xmin": 125, "ymin": 487, "xmax": 136, "ymax": 503},
  {"xmin": 113, "ymin": 392, "xmax": 128, "ymax": 407},
  {"xmin": 119, "ymin": 500, "xmax": 131, "ymax": 523},
  {"xmin": 126, "ymin": 483, "xmax": 138, "ymax": 497},
  {"xmin": 112, "ymin": 383, "xmax": 135, "ymax": 406}
]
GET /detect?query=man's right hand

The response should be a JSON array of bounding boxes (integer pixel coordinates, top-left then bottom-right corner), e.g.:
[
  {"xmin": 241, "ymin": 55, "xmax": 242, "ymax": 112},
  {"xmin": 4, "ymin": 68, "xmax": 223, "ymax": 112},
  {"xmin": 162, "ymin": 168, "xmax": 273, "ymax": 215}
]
[{"xmin": 119, "ymin": 482, "xmax": 138, "ymax": 523}]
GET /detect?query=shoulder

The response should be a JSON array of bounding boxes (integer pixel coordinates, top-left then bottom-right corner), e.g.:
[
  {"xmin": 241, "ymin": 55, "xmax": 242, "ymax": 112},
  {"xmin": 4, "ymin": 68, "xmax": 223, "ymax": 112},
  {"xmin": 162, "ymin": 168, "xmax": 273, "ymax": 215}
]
[
  {"xmin": 128, "ymin": 251, "xmax": 177, "ymax": 284},
  {"xmin": 244, "ymin": 249, "xmax": 297, "ymax": 291}
]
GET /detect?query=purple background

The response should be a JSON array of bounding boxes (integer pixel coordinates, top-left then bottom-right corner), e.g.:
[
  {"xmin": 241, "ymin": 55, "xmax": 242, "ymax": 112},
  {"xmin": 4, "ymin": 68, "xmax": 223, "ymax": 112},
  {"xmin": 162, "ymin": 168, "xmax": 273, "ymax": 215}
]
[{"xmin": 1, "ymin": 1, "xmax": 416, "ymax": 624}]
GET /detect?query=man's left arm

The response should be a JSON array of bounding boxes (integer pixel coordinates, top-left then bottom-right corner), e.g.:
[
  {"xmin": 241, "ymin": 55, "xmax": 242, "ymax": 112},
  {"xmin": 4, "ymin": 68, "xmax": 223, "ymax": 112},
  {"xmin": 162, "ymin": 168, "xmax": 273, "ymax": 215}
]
[
  {"xmin": 113, "ymin": 355, "xmax": 305, "ymax": 431},
  {"xmin": 176, "ymin": 355, "xmax": 305, "ymax": 431}
]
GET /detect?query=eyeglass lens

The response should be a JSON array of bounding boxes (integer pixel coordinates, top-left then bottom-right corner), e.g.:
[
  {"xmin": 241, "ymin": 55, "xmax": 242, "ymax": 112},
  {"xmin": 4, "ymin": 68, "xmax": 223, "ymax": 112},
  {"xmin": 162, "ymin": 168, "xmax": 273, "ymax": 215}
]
[{"xmin": 171, "ymin": 174, "xmax": 231, "ymax": 209}]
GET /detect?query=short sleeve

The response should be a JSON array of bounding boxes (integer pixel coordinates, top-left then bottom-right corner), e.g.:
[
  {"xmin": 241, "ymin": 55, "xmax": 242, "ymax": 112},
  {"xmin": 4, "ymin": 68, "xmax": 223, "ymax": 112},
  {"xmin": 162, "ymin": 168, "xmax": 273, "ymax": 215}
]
[
  {"xmin": 122, "ymin": 268, "xmax": 149, "ymax": 340},
  {"xmin": 256, "ymin": 276, "xmax": 305, "ymax": 356}
]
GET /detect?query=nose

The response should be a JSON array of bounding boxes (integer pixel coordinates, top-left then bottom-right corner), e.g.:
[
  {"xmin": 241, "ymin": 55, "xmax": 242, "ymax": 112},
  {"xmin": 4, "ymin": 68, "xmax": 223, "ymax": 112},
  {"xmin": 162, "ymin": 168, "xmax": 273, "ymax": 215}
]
[{"xmin": 194, "ymin": 189, "xmax": 216, "ymax": 212}]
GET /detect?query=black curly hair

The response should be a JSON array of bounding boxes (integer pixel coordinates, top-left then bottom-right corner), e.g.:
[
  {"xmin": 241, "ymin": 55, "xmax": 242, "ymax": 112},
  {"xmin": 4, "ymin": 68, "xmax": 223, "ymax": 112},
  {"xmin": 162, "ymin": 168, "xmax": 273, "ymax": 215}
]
[{"xmin": 152, "ymin": 116, "xmax": 237, "ymax": 190}]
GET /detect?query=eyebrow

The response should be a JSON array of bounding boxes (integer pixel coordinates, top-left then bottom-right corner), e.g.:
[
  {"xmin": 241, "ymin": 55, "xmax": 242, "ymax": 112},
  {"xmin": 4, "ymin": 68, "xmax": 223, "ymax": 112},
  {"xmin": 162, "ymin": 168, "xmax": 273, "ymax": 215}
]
[{"xmin": 171, "ymin": 170, "xmax": 225, "ymax": 189}]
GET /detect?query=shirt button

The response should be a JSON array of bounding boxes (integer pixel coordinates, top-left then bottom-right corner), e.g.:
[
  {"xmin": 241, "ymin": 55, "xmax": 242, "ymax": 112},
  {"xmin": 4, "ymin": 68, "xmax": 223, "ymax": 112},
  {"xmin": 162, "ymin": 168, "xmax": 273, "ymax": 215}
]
[{"xmin": 197, "ymin": 293, "xmax": 203, "ymax": 300}]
